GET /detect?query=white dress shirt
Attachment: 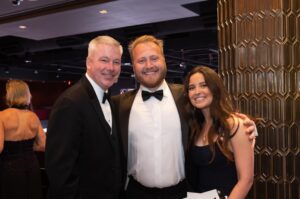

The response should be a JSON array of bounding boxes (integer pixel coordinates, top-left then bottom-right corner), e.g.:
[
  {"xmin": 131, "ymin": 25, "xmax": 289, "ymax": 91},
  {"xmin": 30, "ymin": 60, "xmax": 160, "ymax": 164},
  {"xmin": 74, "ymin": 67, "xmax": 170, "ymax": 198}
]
[
  {"xmin": 85, "ymin": 73, "xmax": 112, "ymax": 128},
  {"xmin": 128, "ymin": 80, "xmax": 185, "ymax": 188}
]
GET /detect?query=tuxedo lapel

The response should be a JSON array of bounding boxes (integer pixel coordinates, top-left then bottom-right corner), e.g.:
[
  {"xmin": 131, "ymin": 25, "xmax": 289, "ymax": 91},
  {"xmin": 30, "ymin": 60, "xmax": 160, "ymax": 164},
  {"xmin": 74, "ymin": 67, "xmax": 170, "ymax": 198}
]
[
  {"xmin": 109, "ymin": 98, "xmax": 119, "ymax": 139},
  {"xmin": 118, "ymin": 90, "xmax": 138, "ymax": 159},
  {"xmin": 80, "ymin": 77, "xmax": 112, "ymax": 137},
  {"xmin": 168, "ymin": 84, "xmax": 189, "ymax": 152},
  {"xmin": 91, "ymin": 98, "xmax": 111, "ymax": 133}
]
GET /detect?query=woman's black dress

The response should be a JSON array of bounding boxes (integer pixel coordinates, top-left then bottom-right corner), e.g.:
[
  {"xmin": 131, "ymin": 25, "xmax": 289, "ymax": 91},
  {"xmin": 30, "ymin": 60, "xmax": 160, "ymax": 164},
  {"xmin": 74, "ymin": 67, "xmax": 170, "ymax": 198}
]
[
  {"xmin": 187, "ymin": 143, "xmax": 237, "ymax": 196},
  {"xmin": 0, "ymin": 138, "xmax": 42, "ymax": 199}
]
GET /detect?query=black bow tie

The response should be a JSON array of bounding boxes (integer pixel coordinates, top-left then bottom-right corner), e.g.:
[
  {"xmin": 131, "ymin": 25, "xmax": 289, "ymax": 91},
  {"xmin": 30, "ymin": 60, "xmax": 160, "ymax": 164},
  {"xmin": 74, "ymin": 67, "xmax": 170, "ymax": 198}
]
[
  {"xmin": 142, "ymin": 90, "xmax": 163, "ymax": 101},
  {"xmin": 102, "ymin": 92, "xmax": 110, "ymax": 104}
]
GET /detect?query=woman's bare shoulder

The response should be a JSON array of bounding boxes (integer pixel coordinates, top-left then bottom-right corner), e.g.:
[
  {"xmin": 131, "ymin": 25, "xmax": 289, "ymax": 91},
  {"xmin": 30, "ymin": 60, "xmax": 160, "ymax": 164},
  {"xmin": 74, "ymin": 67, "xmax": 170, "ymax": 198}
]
[
  {"xmin": 0, "ymin": 108, "xmax": 17, "ymax": 117},
  {"xmin": 1, "ymin": 108, "xmax": 38, "ymax": 122},
  {"xmin": 226, "ymin": 115, "xmax": 244, "ymax": 135}
]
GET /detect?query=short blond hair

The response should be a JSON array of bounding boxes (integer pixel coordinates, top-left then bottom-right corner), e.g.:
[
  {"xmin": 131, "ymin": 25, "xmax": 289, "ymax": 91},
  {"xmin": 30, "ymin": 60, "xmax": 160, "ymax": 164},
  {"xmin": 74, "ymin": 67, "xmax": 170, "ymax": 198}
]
[
  {"xmin": 6, "ymin": 79, "xmax": 31, "ymax": 107},
  {"xmin": 88, "ymin": 35, "xmax": 123, "ymax": 57},
  {"xmin": 128, "ymin": 35, "xmax": 164, "ymax": 59}
]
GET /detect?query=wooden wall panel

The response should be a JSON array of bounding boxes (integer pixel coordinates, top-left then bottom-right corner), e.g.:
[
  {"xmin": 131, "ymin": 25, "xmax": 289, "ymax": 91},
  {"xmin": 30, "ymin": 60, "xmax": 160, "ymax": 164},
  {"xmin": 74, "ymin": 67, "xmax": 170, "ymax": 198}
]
[{"xmin": 217, "ymin": 0, "xmax": 300, "ymax": 198}]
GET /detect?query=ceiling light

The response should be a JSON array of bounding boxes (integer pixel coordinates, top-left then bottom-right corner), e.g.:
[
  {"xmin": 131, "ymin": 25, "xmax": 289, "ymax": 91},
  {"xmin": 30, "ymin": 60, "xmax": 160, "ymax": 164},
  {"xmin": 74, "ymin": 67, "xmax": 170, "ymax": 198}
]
[
  {"xmin": 11, "ymin": 0, "xmax": 23, "ymax": 6},
  {"xmin": 57, "ymin": 65, "xmax": 62, "ymax": 71},
  {"xmin": 123, "ymin": 62, "xmax": 131, "ymax": 66},
  {"xmin": 24, "ymin": 52, "xmax": 32, "ymax": 63},
  {"xmin": 4, "ymin": 67, "xmax": 10, "ymax": 74},
  {"xmin": 179, "ymin": 62, "xmax": 186, "ymax": 69},
  {"xmin": 19, "ymin": 25, "xmax": 27, "ymax": 29},
  {"xmin": 99, "ymin": 10, "xmax": 108, "ymax": 14}
]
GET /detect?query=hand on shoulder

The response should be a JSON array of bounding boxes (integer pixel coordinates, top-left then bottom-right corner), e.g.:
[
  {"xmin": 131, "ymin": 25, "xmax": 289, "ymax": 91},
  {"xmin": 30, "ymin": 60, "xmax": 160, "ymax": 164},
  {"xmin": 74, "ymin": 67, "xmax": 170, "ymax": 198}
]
[{"xmin": 226, "ymin": 114, "xmax": 242, "ymax": 136}]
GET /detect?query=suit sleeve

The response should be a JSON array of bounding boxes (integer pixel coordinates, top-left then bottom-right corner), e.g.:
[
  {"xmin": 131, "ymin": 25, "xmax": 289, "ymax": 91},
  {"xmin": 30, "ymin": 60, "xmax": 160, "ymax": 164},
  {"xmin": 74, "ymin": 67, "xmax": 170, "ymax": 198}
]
[
  {"xmin": 45, "ymin": 96, "xmax": 82, "ymax": 199},
  {"xmin": 111, "ymin": 95, "xmax": 128, "ymax": 193}
]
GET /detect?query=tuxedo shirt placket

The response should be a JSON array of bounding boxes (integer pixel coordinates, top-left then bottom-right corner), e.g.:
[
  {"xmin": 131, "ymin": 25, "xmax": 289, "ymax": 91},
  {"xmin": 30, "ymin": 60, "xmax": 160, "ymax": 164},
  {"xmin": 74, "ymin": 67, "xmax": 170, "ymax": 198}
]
[{"xmin": 128, "ymin": 80, "xmax": 185, "ymax": 188}]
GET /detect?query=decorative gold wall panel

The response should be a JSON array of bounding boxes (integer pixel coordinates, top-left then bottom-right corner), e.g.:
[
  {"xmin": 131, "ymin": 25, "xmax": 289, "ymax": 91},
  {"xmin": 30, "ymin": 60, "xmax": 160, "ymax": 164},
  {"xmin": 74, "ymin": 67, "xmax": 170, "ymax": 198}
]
[{"xmin": 217, "ymin": 0, "xmax": 300, "ymax": 198}]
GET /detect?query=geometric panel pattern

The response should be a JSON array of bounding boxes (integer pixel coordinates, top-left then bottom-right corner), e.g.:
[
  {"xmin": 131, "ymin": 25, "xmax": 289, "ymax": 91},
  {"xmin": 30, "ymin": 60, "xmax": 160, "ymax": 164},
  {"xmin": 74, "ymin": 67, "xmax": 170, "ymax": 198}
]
[{"xmin": 217, "ymin": 0, "xmax": 300, "ymax": 198}]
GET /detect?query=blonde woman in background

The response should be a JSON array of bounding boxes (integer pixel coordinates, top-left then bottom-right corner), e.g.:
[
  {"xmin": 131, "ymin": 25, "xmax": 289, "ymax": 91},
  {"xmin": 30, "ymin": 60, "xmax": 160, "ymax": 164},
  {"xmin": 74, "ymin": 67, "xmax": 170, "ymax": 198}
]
[{"xmin": 0, "ymin": 79, "xmax": 46, "ymax": 199}]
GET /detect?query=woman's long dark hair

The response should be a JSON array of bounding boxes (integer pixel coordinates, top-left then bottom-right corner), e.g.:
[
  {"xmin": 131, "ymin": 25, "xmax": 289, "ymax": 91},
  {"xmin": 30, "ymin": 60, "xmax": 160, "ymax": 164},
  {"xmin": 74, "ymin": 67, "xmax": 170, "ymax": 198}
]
[{"xmin": 184, "ymin": 66, "xmax": 236, "ymax": 162}]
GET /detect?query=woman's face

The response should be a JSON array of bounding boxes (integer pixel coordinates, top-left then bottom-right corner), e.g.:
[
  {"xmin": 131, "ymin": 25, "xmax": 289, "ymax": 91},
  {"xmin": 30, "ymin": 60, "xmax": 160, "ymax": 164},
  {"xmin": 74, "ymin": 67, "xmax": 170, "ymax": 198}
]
[{"xmin": 188, "ymin": 72, "xmax": 213, "ymax": 112}]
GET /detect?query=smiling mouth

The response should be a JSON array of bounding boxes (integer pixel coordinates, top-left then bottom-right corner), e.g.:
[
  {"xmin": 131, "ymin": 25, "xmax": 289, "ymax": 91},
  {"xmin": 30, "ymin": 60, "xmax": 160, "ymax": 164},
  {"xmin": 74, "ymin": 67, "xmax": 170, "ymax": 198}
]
[
  {"xmin": 144, "ymin": 71, "xmax": 157, "ymax": 75},
  {"xmin": 193, "ymin": 96, "xmax": 205, "ymax": 101},
  {"xmin": 103, "ymin": 73, "xmax": 116, "ymax": 78},
  {"xmin": 143, "ymin": 69, "xmax": 159, "ymax": 75}
]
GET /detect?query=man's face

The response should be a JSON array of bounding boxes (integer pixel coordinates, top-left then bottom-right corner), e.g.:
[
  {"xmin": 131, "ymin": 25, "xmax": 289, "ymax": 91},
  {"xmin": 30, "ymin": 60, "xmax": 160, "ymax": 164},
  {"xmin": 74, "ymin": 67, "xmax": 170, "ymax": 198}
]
[
  {"xmin": 86, "ymin": 43, "xmax": 122, "ymax": 90},
  {"xmin": 132, "ymin": 42, "xmax": 167, "ymax": 90}
]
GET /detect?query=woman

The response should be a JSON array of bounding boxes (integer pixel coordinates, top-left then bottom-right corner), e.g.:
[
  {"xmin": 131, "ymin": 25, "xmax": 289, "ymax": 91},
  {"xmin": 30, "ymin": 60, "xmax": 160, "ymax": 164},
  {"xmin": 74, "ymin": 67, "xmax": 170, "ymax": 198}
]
[
  {"xmin": 0, "ymin": 79, "xmax": 46, "ymax": 199},
  {"xmin": 184, "ymin": 66, "xmax": 254, "ymax": 198}
]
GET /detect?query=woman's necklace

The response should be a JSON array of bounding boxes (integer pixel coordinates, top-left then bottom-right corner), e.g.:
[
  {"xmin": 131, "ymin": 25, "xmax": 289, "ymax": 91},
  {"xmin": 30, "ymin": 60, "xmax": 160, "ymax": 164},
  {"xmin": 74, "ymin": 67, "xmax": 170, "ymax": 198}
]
[
  {"xmin": 202, "ymin": 134, "xmax": 208, "ymax": 143},
  {"xmin": 201, "ymin": 120, "xmax": 212, "ymax": 144}
]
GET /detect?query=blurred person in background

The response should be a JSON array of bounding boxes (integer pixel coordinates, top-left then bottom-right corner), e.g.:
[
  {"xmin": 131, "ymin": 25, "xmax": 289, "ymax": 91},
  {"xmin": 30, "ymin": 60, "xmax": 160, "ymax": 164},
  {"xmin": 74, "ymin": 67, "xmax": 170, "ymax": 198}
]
[{"xmin": 0, "ymin": 79, "xmax": 46, "ymax": 199}]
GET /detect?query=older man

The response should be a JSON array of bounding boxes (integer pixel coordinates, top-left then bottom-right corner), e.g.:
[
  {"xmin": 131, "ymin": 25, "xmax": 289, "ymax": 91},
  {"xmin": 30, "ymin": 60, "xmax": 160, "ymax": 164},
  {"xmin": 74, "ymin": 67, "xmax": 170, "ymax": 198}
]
[{"xmin": 46, "ymin": 36, "xmax": 123, "ymax": 199}]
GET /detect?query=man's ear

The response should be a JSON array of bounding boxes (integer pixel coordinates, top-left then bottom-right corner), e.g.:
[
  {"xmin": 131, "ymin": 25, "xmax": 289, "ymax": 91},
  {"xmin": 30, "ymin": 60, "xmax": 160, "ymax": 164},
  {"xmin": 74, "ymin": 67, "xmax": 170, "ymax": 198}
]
[{"xmin": 86, "ymin": 57, "xmax": 91, "ymax": 70}]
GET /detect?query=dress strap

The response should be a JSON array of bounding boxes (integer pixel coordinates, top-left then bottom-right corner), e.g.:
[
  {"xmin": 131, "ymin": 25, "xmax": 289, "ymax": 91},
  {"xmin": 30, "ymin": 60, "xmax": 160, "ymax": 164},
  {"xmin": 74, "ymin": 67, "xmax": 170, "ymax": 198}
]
[
  {"xmin": 229, "ymin": 120, "xmax": 240, "ymax": 139},
  {"xmin": 10, "ymin": 104, "xmax": 30, "ymax": 110}
]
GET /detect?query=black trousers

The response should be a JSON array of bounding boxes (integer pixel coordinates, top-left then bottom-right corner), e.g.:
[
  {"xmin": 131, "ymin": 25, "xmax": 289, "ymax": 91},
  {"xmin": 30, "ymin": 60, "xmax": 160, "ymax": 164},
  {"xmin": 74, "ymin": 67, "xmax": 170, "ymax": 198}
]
[{"xmin": 125, "ymin": 176, "xmax": 187, "ymax": 199}]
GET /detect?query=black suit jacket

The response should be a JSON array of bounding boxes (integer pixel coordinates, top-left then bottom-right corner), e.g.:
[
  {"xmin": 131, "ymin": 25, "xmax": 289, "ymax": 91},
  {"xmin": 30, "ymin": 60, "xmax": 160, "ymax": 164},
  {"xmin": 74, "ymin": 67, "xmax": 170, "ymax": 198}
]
[
  {"xmin": 112, "ymin": 83, "xmax": 188, "ymax": 166},
  {"xmin": 45, "ymin": 76, "xmax": 123, "ymax": 199}
]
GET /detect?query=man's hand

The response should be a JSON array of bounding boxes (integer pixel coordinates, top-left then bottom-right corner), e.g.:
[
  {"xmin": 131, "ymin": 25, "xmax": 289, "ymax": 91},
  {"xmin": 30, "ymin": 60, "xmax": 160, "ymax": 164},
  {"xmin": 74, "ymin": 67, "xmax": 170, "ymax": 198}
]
[{"xmin": 234, "ymin": 112, "xmax": 257, "ymax": 148}]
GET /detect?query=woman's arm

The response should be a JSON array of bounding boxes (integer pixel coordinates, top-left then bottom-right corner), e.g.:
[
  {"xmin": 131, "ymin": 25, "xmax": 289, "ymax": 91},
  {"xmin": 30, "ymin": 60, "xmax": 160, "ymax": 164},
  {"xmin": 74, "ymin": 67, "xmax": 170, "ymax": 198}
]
[
  {"xmin": 228, "ymin": 116, "xmax": 254, "ymax": 199},
  {"xmin": 33, "ymin": 114, "xmax": 46, "ymax": 152},
  {"xmin": 234, "ymin": 112, "xmax": 257, "ymax": 148}
]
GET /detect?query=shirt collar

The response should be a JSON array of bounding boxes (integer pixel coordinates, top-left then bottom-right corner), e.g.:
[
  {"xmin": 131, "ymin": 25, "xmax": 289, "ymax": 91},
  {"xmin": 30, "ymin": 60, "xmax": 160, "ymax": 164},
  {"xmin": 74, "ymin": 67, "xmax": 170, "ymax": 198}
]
[
  {"xmin": 140, "ymin": 79, "xmax": 167, "ymax": 92},
  {"xmin": 85, "ymin": 73, "xmax": 106, "ymax": 100},
  {"xmin": 139, "ymin": 79, "xmax": 169, "ymax": 99}
]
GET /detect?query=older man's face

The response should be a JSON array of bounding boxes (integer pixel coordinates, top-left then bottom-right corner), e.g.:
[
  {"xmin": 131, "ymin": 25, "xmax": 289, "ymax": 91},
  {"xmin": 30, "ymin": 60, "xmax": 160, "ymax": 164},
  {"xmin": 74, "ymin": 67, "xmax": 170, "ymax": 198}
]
[{"xmin": 86, "ymin": 43, "xmax": 122, "ymax": 90}]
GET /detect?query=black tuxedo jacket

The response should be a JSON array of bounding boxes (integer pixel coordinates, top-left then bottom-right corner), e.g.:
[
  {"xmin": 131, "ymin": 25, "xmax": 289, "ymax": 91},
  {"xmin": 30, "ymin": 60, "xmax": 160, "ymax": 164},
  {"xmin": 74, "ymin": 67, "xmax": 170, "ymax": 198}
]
[
  {"xmin": 45, "ymin": 76, "xmax": 123, "ymax": 199},
  {"xmin": 112, "ymin": 83, "xmax": 188, "ymax": 163}
]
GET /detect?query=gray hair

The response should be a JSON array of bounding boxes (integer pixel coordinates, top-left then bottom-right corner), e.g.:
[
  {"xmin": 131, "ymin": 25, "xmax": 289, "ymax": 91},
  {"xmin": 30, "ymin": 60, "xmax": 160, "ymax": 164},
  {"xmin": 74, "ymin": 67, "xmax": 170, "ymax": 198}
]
[{"xmin": 88, "ymin": 35, "xmax": 123, "ymax": 56}]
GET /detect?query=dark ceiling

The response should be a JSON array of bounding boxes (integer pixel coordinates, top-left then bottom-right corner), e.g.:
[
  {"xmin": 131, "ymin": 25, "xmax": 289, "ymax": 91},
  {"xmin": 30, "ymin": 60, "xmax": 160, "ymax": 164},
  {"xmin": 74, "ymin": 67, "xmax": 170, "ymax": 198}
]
[{"xmin": 0, "ymin": 0, "xmax": 218, "ymax": 82}]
